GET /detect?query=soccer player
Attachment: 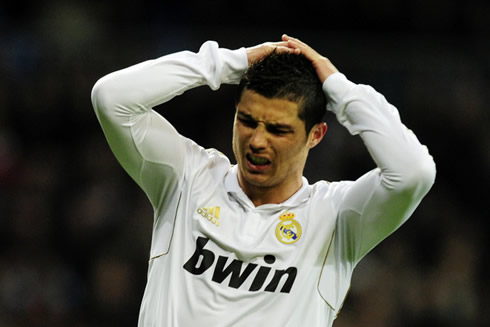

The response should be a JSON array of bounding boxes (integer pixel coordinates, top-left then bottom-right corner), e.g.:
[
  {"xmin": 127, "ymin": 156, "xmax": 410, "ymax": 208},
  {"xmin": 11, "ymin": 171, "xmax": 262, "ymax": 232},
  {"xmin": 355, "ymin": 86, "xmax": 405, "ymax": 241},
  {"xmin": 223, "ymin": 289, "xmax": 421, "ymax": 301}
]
[{"xmin": 91, "ymin": 34, "xmax": 435, "ymax": 326}]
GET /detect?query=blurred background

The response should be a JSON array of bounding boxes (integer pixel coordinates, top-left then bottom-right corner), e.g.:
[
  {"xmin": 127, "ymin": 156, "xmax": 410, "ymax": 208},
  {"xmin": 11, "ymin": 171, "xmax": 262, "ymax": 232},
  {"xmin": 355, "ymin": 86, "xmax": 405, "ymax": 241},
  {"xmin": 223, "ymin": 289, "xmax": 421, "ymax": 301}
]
[{"xmin": 0, "ymin": 0, "xmax": 489, "ymax": 326}]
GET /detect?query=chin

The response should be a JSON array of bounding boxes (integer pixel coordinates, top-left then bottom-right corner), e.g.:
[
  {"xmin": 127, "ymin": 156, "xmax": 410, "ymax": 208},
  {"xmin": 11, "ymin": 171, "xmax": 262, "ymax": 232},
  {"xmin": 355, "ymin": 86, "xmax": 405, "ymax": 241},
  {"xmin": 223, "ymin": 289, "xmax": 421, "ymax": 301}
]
[{"xmin": 243, "ymin": 173, "xmax": 275, "ymax": 188}]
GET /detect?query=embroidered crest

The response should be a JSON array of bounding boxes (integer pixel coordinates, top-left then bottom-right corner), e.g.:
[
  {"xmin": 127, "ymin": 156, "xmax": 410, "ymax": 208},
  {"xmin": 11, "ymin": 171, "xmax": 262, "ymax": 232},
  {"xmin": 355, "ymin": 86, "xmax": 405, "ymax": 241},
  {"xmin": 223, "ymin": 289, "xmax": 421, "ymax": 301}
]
[{"xmin": 275, "ymin": 211, "xmax": 302, "ymax": 244}]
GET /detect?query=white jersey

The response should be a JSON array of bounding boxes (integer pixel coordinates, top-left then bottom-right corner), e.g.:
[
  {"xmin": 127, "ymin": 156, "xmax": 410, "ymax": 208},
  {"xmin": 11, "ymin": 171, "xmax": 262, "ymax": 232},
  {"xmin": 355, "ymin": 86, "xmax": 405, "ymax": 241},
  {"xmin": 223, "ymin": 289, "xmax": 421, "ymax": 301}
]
[{"xmin": 91, "ymin": 41, "xmax": 436, "ymax": 326}]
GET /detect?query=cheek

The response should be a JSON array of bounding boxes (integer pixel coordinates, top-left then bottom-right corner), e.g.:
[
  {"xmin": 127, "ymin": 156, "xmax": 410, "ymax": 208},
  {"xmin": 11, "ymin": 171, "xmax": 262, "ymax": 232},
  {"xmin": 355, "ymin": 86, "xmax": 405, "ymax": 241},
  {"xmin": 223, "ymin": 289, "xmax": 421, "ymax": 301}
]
[
  {"xmin": 232, "ymin": 128, "xmax": 245, "ymax": 156},
  {"xmin": 232, "ymin": 132, "xmax": 239, "ymax": 156},
  {"xmin": 234, "ymin": 126, "xmax": 250, "ymax": 145},
  {"xmin": 277, "ymin": 142, "xmax": 308, "ymax": 168}
]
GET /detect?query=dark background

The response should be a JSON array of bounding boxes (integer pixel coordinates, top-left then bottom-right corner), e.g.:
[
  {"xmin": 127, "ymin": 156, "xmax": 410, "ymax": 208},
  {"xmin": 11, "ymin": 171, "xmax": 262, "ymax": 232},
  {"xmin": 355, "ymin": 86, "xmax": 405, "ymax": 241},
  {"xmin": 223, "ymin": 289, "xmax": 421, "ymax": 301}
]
[{"xmin": 1, "ymin": 1, "xmax": 489, "ymax": 326}]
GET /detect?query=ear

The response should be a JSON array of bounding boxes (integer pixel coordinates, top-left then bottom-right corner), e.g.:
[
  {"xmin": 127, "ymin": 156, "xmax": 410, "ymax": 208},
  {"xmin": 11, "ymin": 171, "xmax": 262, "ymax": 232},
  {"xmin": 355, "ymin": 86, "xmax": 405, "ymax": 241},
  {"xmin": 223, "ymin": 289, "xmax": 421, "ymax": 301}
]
[{"xmin": 307, "ymin": 122, "xmax": 327, "ymax": 149}]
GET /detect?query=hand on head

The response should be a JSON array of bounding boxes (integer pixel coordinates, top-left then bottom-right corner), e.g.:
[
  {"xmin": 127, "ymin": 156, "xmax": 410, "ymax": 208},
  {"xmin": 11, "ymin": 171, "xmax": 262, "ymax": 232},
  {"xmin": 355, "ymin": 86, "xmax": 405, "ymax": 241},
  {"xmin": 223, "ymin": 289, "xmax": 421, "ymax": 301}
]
[
  {"xmin": 246, "ymin": 35, "xmax": 339, "ymax": 83},
  {"xmin": 246, "ymin": 40, "xmax": 300, "ymax": 65}
]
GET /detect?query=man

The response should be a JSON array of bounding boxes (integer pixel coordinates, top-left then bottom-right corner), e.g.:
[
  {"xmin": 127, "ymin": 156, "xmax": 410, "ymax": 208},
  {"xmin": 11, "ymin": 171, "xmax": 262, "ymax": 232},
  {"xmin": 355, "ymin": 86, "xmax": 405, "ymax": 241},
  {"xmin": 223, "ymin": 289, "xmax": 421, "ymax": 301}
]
[{"xmin": 91, "ymin": 35, "xmax": 435, "ymax": 326}]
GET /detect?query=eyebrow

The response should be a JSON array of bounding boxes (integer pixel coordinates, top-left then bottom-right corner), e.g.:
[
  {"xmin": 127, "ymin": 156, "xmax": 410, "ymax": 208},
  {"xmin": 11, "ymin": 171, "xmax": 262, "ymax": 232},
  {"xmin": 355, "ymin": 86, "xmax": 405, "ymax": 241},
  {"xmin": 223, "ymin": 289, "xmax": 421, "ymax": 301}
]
[{"xmin": 236, "ymin": 111, "xmax": 294, "ymax": 132}]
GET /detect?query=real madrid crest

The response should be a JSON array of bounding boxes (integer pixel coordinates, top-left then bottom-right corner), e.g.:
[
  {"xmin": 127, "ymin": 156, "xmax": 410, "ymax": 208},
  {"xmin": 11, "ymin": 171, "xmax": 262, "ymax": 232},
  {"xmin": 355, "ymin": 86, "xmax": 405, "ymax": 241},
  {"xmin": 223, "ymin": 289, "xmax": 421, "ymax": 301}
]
[{"xmin": 275, "ymin": 211, "xmax": 302, "ymax": 244}]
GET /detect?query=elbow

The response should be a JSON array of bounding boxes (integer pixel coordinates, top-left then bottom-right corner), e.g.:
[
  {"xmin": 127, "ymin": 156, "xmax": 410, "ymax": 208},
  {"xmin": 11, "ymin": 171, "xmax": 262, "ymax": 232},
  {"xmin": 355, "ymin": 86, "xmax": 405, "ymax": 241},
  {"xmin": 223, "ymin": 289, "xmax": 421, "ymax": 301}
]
[
  {"xmin": 396, "ymin": 154, "xmax": 437, "ymax": 196},
  {"xmin": 410, "ymin": 155, "xmax": 436, "ymax": 194},
  {"xmin": 91, "ymin": 76, "xmax": 115, "ymax": 115},
  {"xmin": 382, "ymin": 153, "xmax": 436, "ymax": 196}
]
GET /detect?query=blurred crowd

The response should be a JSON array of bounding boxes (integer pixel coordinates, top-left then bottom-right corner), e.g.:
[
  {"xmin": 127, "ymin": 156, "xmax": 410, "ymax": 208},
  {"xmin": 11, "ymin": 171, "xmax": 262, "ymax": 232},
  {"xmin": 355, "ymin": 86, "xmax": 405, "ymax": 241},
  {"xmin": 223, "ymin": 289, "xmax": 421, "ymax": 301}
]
[{"xmin": 1, "ymin": 1, "xmax": 489, "ymax": 326}]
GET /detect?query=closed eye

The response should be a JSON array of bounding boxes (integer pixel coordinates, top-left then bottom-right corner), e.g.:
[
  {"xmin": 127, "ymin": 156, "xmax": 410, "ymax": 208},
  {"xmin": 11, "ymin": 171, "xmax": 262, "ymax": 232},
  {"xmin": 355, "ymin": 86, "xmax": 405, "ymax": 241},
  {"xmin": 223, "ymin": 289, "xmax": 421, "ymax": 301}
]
[
  {"xmin": 237, "ymin": 116, "xmax": 257, "ymax": 128},
  {"xmin": 237, "ymin": 112, "xmax": 258, "ymax": 128},
  {"xmin": 236, "ymin": 111, "xmax": 294, "ymax": 135},
  {"xmin": 267, "ymin": 125, "xmax": 292, "ymax": 135}
]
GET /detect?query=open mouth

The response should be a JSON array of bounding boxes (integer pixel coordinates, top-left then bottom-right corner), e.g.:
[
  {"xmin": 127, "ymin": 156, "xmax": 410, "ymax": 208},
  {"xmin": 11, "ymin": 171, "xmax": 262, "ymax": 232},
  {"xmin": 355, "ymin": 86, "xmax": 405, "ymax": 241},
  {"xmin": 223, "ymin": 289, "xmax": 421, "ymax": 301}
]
[
  {"xmin": 246, "ymin": 154, "xmax": 271, "ymax": 171},
  {"xmin": 247, "ymin": 154, "xmax": 270, "ymax": 165}
]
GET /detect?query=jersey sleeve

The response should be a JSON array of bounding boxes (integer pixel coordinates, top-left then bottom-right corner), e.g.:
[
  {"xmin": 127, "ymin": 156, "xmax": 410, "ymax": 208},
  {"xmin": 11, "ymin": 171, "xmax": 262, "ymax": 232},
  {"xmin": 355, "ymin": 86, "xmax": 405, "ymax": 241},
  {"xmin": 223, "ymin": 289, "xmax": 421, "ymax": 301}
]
[
  {"xmin": 318, "ymin": 73, "xmax": 436, "ymax": 312},
  {"xmin": 325, "ymin": 73, "xmax": 437, "ymax": 263},
  {"xmin": 327, "ymin": 73, "xmax": 436, "ymax": 263},
  {"xmin": 319, "ymin": 73, "xmax": 436, "ymax": 312},
  {"xmin": 91, "ymin": 41, "xmax": 248, "ymax": 213}
]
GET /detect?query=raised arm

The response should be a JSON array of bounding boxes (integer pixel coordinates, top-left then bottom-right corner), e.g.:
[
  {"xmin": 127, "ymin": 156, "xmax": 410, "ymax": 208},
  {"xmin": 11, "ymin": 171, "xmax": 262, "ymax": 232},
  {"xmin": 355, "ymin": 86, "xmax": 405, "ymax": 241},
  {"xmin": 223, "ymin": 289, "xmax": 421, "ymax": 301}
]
[
  {"xmin": 283, "ymin": 34, "xmax": 436, "ymax": 262},
  {"xmin": 328, "ymin": 74, "xmax": 436, "ymax": 261},
  {"xmin": 90, "ymin": 39, "xmax": 296, "ymax": 211},
  {"xmin": 91, "ymin": 41, "xmax": 248, "ymax": 209}
]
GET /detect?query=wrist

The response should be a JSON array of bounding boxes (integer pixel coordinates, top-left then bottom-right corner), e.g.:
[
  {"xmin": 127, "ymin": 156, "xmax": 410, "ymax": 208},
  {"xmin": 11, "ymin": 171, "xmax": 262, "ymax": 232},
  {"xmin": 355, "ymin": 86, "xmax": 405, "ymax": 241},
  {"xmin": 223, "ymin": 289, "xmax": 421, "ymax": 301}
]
[
  {"xmin": 246, "ymin": 47, "xmax": 257, "ymax": 65},
  {"xmin": 315, "ymin": 57, "xmax": 339, "ymax": 83}
]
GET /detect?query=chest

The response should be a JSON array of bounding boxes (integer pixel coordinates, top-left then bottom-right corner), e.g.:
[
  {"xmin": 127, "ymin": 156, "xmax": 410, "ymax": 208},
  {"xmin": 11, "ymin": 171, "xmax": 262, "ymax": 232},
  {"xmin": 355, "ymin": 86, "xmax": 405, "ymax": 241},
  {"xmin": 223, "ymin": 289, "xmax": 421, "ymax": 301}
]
[
  {"xmin": 157, "ymin": 170, "xmax": 338, "ymax": 297},
  {"xmin": 180, "ymin": 181, "xmax": 337, "ymax": 267}
]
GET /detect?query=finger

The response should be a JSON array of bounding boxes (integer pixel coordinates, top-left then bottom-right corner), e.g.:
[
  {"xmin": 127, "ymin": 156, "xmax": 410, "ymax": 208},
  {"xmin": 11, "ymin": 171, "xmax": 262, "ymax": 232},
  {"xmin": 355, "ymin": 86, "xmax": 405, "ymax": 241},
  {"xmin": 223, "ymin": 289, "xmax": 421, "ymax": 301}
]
[
  {"xmin": 285, "ymin": 38, "xmax": 319, "ymax": 59},
  {"xmin": 269, "ymin": 41, "xmax": 288, "ymax": 46},
  {"xmin": 281, "ymin": 35, "xmax": 304, "ymax": 49},
  {"xmin": 275, "ymin": 45, "xmax": 300, "ymax": 55},
  {"xmin": 276, "ymin": 37, "xmax": 301, "ymax": 54},
  {"xmin": 283, "ymin": 35, "xmax": 315, "ymax": 55},
  {"xmin": 282, "ymin": 34, "xmax": 306, "ymax": 47},
  {"xmin": 285, "ymin": 39, "xmax": 308, "ymax": 55},
  {"xmin": 268, "ymin": 40, "xmax": 301, "ymax": 54}
]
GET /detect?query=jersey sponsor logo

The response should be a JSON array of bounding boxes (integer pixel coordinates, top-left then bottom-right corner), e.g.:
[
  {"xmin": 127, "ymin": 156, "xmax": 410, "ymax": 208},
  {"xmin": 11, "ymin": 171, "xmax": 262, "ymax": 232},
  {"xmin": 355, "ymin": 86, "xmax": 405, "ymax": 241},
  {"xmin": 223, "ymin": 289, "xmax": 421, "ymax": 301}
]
[
  {"xmin": 197, "ymin": 206, "xmax": 221, "ymax": 226},
  {"xmin": 275, "ymin": 211, "xmax": 302, "ymax": 244},
  {"xmin": 183, "ymin": 237, "xmax": 297, "ymax": 293}
]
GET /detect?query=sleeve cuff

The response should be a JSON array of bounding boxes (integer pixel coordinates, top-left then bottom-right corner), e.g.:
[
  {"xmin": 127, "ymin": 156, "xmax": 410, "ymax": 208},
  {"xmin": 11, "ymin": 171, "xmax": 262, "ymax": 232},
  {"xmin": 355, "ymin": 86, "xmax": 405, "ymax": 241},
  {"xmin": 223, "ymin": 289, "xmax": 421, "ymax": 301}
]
[
  {"xmin": 219, "ymin": 46, "xmax": 248, "ymax": 85},
  {"xmin": 322, "ymin": 72, "xmax": 356, "ymax": 114}
]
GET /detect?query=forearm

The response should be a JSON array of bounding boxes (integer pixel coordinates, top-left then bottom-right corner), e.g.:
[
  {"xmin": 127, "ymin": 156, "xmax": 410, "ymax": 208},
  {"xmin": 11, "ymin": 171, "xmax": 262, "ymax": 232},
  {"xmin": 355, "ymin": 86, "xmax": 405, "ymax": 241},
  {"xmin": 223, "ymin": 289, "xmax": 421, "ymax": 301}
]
[{"xmin": 91, "ymin": 41, "xmax": 248, "ymax": 111}]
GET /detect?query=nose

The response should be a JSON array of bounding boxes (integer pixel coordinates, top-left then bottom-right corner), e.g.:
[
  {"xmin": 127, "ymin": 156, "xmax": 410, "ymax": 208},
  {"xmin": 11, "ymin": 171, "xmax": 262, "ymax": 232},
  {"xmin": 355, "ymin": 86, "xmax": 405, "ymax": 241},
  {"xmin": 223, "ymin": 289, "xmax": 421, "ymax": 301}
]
[{"xmin": 249, "ymin": 124, "xmax": 268, "ymax": 151}]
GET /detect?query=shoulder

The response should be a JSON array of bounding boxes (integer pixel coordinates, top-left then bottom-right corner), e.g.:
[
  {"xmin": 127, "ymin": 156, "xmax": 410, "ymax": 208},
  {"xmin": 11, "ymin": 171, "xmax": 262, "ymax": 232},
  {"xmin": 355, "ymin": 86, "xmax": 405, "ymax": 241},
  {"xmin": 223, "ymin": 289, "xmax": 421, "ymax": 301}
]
[
  {"xmin": 307, "ymin": 179, "xmax": 354, "ymax": 211},
  {"xmin": 182, "ymin": 137, "xmax": 232, "ymax": 180},
  {"xmin": 310, "ymin": 179, "xmax": 353, "ymax": 197}
]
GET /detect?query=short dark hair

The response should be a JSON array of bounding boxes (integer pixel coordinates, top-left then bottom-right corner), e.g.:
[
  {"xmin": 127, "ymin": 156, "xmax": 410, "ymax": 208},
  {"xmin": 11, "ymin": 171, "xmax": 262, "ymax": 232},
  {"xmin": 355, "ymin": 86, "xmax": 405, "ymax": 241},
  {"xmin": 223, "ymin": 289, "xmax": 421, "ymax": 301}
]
[{"xmin": 236, "ymin": 52, "xmax": 327, "ymax": 133}]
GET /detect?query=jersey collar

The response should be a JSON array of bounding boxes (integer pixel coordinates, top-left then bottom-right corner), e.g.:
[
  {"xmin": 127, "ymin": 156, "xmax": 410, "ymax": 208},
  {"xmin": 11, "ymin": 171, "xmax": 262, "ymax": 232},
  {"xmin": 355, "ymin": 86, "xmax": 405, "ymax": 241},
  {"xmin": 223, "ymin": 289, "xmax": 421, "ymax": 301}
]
[{"xmin": 224, "ymin": 165, "xmax": 311, "ymax": 210}]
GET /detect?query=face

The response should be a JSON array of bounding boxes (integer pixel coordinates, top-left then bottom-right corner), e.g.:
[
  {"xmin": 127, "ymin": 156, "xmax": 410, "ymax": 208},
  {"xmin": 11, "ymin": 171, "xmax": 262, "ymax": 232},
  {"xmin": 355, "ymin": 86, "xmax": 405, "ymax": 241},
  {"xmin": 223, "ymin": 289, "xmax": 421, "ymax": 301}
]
[{"xmin": 232, "ymin": 90, "xmax": 326, "ymax": 201}]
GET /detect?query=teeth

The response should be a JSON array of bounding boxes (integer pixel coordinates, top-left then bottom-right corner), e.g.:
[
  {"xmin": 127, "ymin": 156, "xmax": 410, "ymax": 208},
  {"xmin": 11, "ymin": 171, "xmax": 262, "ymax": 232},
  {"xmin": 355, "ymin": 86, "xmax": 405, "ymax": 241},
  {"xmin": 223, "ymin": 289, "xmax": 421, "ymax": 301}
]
[{"xmin": 248, "ymin": 154, "xmax": 270, "ymax": 165}]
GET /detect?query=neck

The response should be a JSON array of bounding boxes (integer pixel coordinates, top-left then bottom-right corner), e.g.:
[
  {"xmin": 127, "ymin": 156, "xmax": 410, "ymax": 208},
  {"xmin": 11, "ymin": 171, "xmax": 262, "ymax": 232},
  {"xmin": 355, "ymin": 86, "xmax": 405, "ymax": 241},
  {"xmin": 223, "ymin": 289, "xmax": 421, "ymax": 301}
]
[{"xmin": 238, "ymin": 176, "xmax": 304, "ymax": 207}]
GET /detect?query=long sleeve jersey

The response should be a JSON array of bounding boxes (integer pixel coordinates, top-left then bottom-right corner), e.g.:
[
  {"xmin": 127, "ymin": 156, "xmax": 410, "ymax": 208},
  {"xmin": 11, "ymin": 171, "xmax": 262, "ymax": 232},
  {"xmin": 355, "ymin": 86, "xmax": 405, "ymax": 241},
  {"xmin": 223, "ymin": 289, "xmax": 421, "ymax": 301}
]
[{"xmin": 91, "ymin": 41, "xmax": 436, "ymax": 327}]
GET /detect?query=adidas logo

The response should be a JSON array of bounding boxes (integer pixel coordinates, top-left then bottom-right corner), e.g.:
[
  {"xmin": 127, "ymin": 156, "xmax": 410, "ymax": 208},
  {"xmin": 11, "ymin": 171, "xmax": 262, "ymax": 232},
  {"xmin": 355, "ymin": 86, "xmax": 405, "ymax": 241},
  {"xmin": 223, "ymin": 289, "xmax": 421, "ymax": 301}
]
[{"xmin": 197, "ymin": 206, "xmax": 221, "ymax": 227}]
